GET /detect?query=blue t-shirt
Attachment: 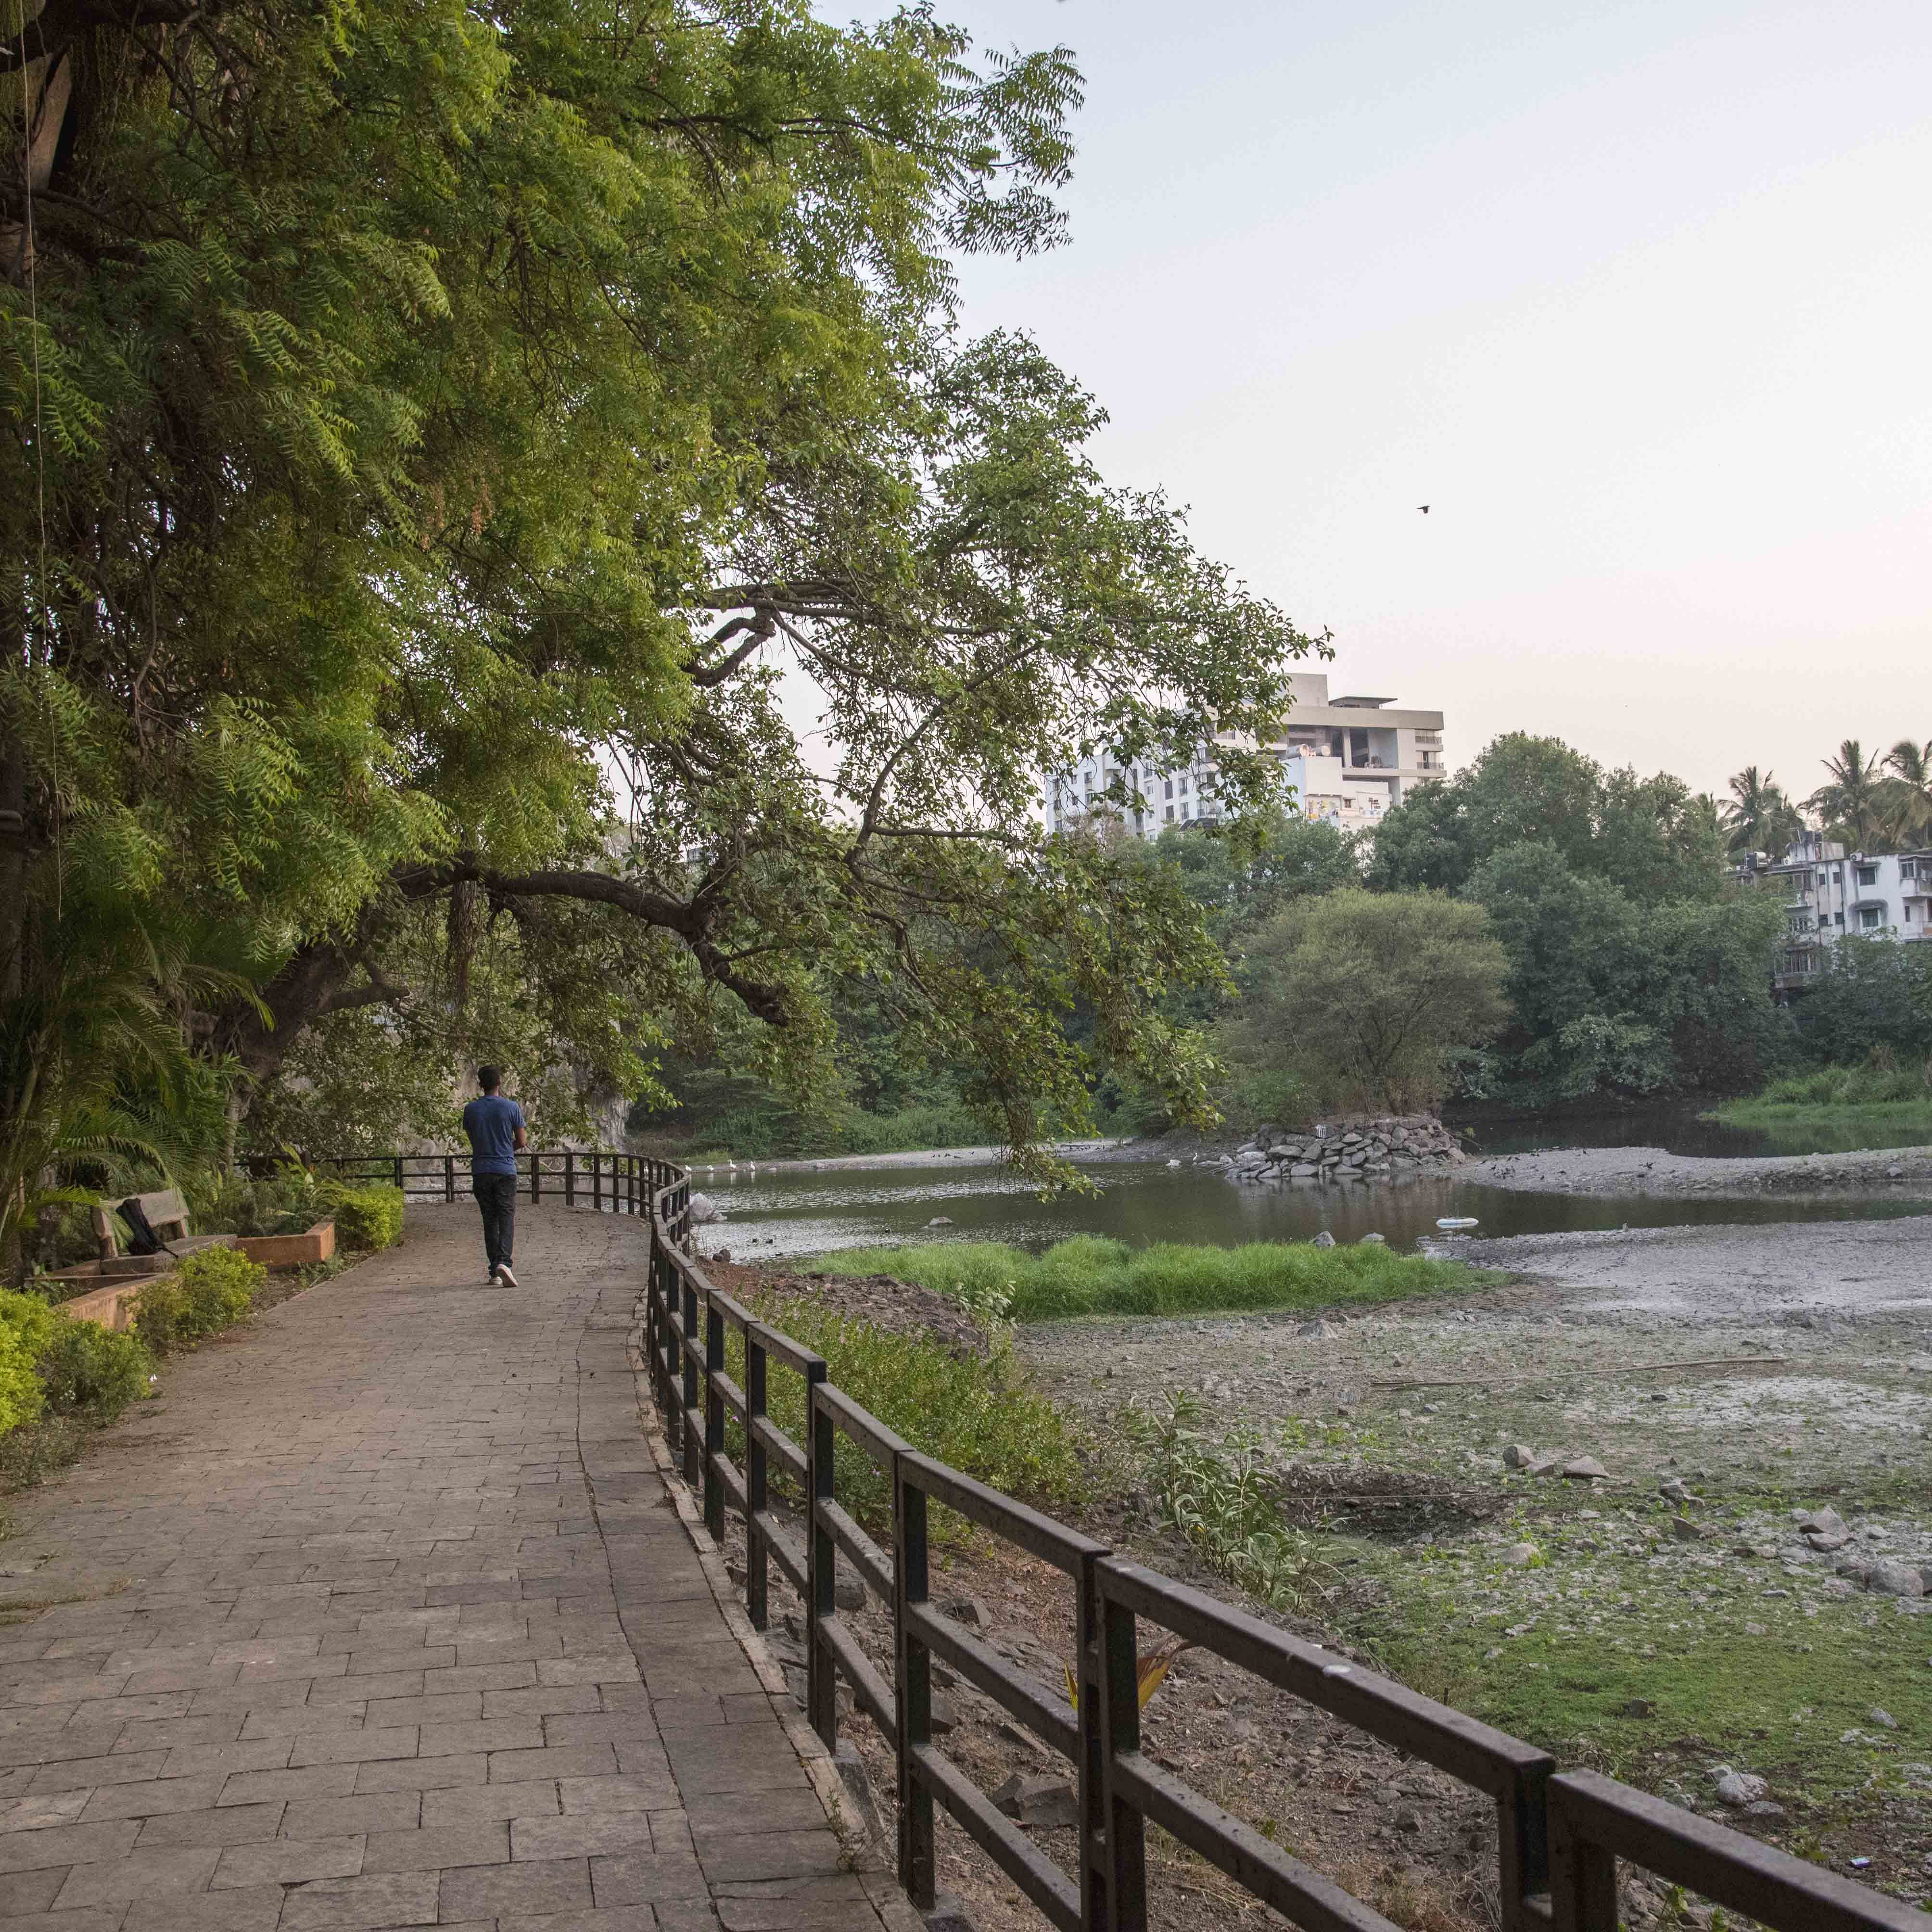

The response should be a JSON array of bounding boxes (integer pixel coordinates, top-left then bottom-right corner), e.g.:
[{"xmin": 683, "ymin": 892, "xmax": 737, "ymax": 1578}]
[{"xmin": 462, "ymin": 1094, "xmax": 525, "ymax": 1176}]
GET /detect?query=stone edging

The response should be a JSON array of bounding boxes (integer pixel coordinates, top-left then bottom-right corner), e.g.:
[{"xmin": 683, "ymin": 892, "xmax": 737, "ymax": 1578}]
[{"xmin": 625, "ymin": 1309, "xmax": 923, "ymax": 1932}]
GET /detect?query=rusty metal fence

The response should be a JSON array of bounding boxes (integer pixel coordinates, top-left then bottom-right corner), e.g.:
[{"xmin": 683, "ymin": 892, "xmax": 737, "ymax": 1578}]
[{"xmin": 633, "ymin": 1165, "xmax": 1932, "ymax": 1932}]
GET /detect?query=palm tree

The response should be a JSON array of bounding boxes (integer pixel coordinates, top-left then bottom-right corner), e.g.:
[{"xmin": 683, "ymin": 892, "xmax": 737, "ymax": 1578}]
[
  {"xmin": 1722, "ymin": 766, "xmax": 1804, "ymax": 859},
  {"xmin": 1883, "ymin": 739, "xmax": 1932, "ymax": 849},
  {"xmin": 1807, "ymin": 740, "xmax": 1888, "ymax": 853}
]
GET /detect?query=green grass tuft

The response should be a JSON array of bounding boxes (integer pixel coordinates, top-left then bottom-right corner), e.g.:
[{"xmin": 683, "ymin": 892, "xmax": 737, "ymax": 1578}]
[
  {"xmin": 820, "ymin": 1234, "xmax": 1494, "ymax": 1322},
  {"xmin": 735, "ymin": 1295, "xmax": 1083, "ymax": 1537}
]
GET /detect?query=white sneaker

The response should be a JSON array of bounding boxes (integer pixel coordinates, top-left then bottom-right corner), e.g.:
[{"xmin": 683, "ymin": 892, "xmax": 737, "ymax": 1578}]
[
  {"xmin": 496, "ymin": 1263, "xmax": 519, "ymax": 1289},
  {"xmin": 485, "ymin": 1268, "xmax": 502, "ymax": 1286}
]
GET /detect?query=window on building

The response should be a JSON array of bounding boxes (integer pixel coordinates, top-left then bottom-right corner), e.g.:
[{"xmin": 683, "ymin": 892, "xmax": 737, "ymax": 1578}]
[
  {"xmin": 1164, "ymin": 805, "xmax": 1174, "ymax": 823},
  {"xmin": 1857, "ymin": 864, "xmax": 1878, "ymax": 888},
  {"xmin": 1179, "ymin": 775, "xmax": 1189, "ymax": 795},
  {"xmin": 1860, "ymin": 905, "xmax": 1884, "ymax": 930},
  {"xmin": 1163, "ymin": 779, "xmax": 1173, "ymax": 799}
]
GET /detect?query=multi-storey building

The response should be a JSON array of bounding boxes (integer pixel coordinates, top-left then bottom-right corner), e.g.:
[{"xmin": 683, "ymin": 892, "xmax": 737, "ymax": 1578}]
[
  {"xmin": 1038, "ymin": 673, "xmax": 1447, "ymax": 841},
  {"xmin": 1747, "ymin": 831, "xmax": 1932, "ymax": 989}
]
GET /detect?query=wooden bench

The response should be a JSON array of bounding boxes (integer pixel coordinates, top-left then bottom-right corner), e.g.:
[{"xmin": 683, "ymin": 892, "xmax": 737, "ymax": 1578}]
[{"xmin": 90, "ymin": 1189, "xmax": 239, "ymax": 1277}]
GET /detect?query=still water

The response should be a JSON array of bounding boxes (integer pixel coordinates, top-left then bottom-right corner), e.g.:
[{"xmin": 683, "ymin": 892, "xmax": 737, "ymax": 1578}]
[{"xmin": 688, "ymin": 1106, "xmax": 1932, "ymax": 1264}]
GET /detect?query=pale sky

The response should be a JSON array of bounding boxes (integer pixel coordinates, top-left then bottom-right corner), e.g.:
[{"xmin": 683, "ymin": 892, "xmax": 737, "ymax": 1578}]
[{"xmin": 920, "ymin": 0, "xmax": 1932, "ymax": 804}]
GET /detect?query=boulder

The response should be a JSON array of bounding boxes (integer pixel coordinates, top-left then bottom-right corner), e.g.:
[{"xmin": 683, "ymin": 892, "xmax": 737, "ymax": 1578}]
[
  {"xmin": 1502, "ymin": 1444, "xmax": 1538, "ymax": 1469},
  {"xmin": 1712, "ymin": 1770, "xmax": 1768, "ymax": 1808},
  {"xmin": 1561, "ymin": 1456, "xmax": 1609, "ymax": 1481},
  {"xmin": 1312, "ymin": 1231, "xmax": 1336, "ymax": 1249},
  {"xmin": 1867, "ymin": 1559, "xmax": 1926, "ymax": 1598},
  {"xmin": 991, "ymin": 1773, "xmax": 1079, "ymax": 1830},
  {"xmin": 688, "ymin": 1193, "xmax": 724, "ymax": 1225}
]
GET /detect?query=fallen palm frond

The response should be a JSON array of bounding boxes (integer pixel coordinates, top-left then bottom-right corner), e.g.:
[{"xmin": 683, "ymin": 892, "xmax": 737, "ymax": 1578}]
[{"xmin": 1063, "ymin": 1634, "xmax": 1195, "ymax": 1715}]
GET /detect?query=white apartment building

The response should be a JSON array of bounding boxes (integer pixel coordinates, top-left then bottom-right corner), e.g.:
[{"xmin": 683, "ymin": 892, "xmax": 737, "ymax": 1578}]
[
  {"xmin": 1750, "ymin": 831, "xmax": 1932, "ymax": 989},
  {"xmin": 1039, "ymin": 674, "xmax": 1447, "ymax": 841}
]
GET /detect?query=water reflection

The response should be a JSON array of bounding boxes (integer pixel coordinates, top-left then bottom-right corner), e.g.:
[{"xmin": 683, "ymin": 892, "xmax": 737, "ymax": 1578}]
[{"xmin": 691, "ymin": 1154, "xmax": 1929, "ymax": 1265}]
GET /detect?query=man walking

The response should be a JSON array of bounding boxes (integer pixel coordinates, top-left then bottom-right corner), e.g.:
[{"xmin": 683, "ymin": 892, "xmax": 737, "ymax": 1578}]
[{"xmin": 462, "ymin": 1066, "xmax": 527, "ymax": 1287}]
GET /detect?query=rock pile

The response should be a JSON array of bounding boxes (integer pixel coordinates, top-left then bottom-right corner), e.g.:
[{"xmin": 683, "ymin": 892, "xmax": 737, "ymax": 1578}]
[{"xmin": 1219, "ymin": 1116, "xmax": 1467, "ymax": 1187}]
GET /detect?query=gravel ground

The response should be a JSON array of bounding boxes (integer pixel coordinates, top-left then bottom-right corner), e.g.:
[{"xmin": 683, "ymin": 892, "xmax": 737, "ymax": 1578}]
[
  {"xmin": 1470, "ymin": 1142, "xmax": 1932, "ymax": 1198},
  {"xmin": 724, "ymin": 1201, "xmax": 1932, "ymax": 1924},
  {"xmin": 1017, "ymin": 1223, "xmax": 1932, "ymax": 1917},
  {"xmin": 1458, "ymin": 1213, "xmax": 1932, "ymax": 1319}
]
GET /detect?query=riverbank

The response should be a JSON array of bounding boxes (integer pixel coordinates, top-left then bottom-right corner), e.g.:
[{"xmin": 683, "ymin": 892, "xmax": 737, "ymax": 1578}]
[
  {"xmin": 1469, "ymin": 1141, "xmax": 1932, "ymax": 1198},
  {"xmin": 718, "ymin": 1211, "xmax": 1932, "ymax": 1919},
  {"xmin": 680, "ymin": 1135, "xmax": 1131, "ymax": 1176}
]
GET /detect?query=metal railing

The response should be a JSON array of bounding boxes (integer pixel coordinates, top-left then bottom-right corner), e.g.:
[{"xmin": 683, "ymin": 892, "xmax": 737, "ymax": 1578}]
[
  {"xmin": 635, "ymin": 1164, "xmax": 1932, "ymax": 1932},
  {"xmin": 301, "ymin": 1148, "xmax": 685, "ymax": 1219}
]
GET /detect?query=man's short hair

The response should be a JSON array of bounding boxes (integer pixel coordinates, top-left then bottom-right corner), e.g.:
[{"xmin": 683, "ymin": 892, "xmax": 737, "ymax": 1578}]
[{"xmin": 477, "ymin": 1065, "xmax": 501, "ymax": 1092}]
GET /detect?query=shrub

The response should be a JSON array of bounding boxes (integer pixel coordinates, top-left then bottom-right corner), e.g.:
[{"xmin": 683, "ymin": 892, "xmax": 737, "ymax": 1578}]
[
  {"xmin": 0, "ymin": 1293, "xmax": 57, "ymax": 1434},
  {"xmin": 135, "ymin": 1247, "xmax": 264, "ymax": 1354},
  {"xmin": 320, "ymin": 1183, "xmax": 405, "ymax": 1251},
  {"xmin": 827, "ymin": 1235, "xmax": 1487, "ymax": 1322},
  {"xmin": 37, "ymin": 1319, "xmax": 153, "ymax": 1421},
  {"xmin": 740, "ymin": 1295, "xmax": 1081, "ymax": 1537},
  {"xmin": 187, "ymin": 1164, "xmax": 327, "ymax": 1238}
]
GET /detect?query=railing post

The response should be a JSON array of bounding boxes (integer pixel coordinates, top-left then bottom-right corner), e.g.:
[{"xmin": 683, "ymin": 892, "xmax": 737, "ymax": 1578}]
[
  {"xmin": 393, "ymin": 1155, "xmax": 404, "ymax": 1190},
  {"xmin": 444, "ymin": 1154, "xmax": 455, "ymax": 1204},
  {"xmin": 682, "ymin": 1278, "xmax": 701, "ymax": 1491},
  {"xmin": 1500, "ymin": 1763, "xmax": 1553, "ymax": 1932},
  {"xmin": 1076, "ymin": 1550, "xmax": 1107, "ymax": 1932},
  {"xmin": 746, "ymin": 1326, "xmax": 768, "ymax": 1631},
  {"xmin": 1096, "ymin": 1574, "xmax": 1147, "ymax": 1932},
  {"xmin": 1548, "ymin": 1790, "xmax": 1617, "ymax": 1932},
  {"xmin": 803, "ymin": 1368, "xmax": 836, "ymax": 1748},
  {"xmin": 893, "ymin": 1457, "xmax": 936, "ymax": 1914},
  {"xmin": 659, "ymin": 1246, "xmax": 681, "ymax": 1452},
  {"xmin": 703, "ymin": 1297, "xmax": 725, "ymax": 1543},
  {"xmin": 531, "ymin": 1150, "xmax": 541, "ymax": 1203},
  {"xmin": 592, "ymin": 1151, "xmax": 602, "ymax": 1213},
  {"xmin": 565, "ymin": 1149, "xmax": 575, "ymax": 1207}
]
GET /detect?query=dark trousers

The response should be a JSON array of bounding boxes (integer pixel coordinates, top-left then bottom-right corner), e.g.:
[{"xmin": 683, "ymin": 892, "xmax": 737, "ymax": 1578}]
[{"xmin": 472, "ymin": 1172, "xmax": 517, "ymax": 1271}]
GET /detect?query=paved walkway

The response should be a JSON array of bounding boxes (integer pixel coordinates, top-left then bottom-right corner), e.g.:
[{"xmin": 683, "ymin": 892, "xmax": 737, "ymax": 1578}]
[{"xmin": 0, "ymin": 1204, "xmax": 899, "ymax": 1931}]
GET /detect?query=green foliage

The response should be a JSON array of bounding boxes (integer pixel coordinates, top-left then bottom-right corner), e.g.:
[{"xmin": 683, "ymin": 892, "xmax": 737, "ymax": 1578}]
[
  {"xmin": 1367, "ymin": 735, "xmax": 1729, "ymax": 905},
  {"xmin": 1156, "ymin": 812, "xmax": 1360, "ymax": 951},
  {"xmin": 0, "ymin": 1294, "xmax": 58, "ymax": 1433},
  {"xmin": 1220, "ymin": 889, "xmax": 1510, "ymax": 1115},
  {"xmin": 1460, "ymin": 842, "xmax": 1789, "ymax": 1105},
  {"xmin": 7, "ymin": 0, "xmax": 1313, "ymax": 1190},
  {"xmin": 319, "ymin": 1186, "xmax": 406, "ymax": 1252},
  {"xmin": 828, "ymin": 1234, "xmax": 1488, "ymax": 1322},
  {"xmin": 134, "ymin": 1249, "xmax": 264, "ymax": 1354},
  {"xmin": 1742, "ymin": 1060, "xmax": 1932, "ymax": 1108},
  {"xmin": 1786, "ymin": 936, "xmax": 1932, "ymax": 1068},
  {"xmin": 1722, "ymin": 766, "xmax": 1805, "ymax": 860},
  {"xmin": 1706, "ymin": 1053, "xmax": 1932, "ymax": 1135},
  {"xmin": 186, "ymin": 1165, "xmax": 327, "ymax": 1238},
  {"xmin": 36, "ymin": 1321, "xmax": 153, "ymax": 1422},
  {"xmin": 1805, "ymin": 741, "xmax": 1889, "ymax": 853},
  {"xmin": 742, "ymin": 1295, "xmax": 1080, "ymax": 1535},
  {"xmin": 1125, "ymin": 1394, "xmax": 1324, "ymax": 1610}
]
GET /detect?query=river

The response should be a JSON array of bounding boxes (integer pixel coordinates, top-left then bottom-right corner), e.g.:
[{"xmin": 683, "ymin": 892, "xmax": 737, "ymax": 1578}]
[{"xmin": 685, "ymin": 1106, "xmax": 1932, "ymax": 1265}]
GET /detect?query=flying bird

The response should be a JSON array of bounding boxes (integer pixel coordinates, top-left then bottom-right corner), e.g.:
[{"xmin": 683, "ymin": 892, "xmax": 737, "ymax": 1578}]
[{"xmin": 1417, "ymin": 505, "xmax": 1430, "ymax": 514}]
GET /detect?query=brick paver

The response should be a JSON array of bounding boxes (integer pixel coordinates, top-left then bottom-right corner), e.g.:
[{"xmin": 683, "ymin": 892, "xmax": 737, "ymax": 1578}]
[{"xmin": 0, "ymin": 1204, "xmax": 894, "ymax": 1929}]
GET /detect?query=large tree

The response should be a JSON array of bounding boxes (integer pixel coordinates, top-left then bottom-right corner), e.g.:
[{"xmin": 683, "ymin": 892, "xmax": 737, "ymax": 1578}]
[
  {"xmin": 1722, "ymin": 765, "xmax": 1805, "ymax": 861},
  {"xmin": 1806, "ymin": 740, "xmax": 1888, "ymax": 854},
  {"xmin": 2, "ymin": 0, "xmax": 1314, "ymax": 1181},
  {"xmin": 1365, "ymin": 734, "xmax": 1730, "ymax": 905},
  {"xmin": 1220, "ymin": 889, "xmax": 1509, "ymax": 1117}
]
